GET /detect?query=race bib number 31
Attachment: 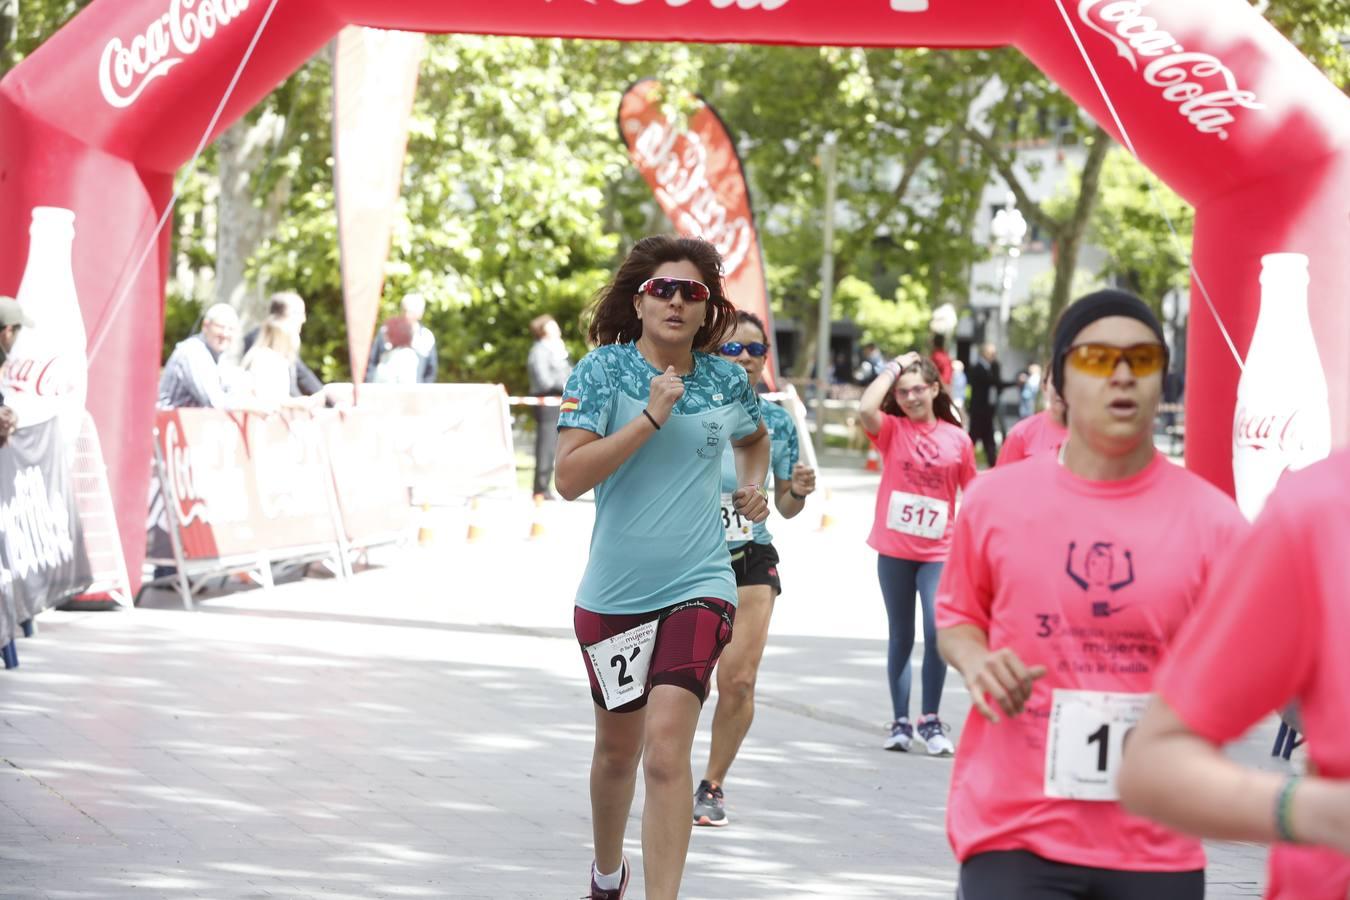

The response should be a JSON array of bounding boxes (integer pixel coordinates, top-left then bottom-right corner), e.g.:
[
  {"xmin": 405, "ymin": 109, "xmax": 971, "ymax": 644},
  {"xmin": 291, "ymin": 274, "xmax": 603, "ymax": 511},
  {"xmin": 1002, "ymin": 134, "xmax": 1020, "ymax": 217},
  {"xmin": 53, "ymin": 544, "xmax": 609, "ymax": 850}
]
[
  {"xmin": 721, "ymin": 492, "xmax": 753, "ymax": 543},
  {"xmin": 585, "ymin": 620, "xmax": 659, "ymax": 710},
  {"xmin": 1044, "ymin": 690, "xmax": 1149, "ymax": 801},
  {"xmin": 886, "ymin": 490, "xmax": 948, "ymax": 540}
]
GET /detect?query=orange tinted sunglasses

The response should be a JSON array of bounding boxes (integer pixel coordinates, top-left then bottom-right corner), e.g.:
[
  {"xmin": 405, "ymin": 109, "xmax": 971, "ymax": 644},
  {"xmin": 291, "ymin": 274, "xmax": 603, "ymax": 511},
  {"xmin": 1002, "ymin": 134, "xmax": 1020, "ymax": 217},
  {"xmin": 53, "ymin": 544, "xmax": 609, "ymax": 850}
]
[{"xmin": 1066, "ymin": 342, "xmax": 1166, "ymax": 377}]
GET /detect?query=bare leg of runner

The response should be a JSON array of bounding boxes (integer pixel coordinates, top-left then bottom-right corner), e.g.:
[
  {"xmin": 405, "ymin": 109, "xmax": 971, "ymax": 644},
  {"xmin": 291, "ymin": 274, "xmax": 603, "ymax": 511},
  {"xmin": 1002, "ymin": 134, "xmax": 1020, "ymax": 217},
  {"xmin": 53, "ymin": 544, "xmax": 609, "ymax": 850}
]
[
  {"xmin": 704, "ymin": 587, "xmax": 776, "ymax": 786},
  {"xmin": 590, "ymin": 705, "xmax": 645, "ymax": 877},
  {"xmin": 641, "ymin": 684, "xmax": 703, "ymax": 900}
]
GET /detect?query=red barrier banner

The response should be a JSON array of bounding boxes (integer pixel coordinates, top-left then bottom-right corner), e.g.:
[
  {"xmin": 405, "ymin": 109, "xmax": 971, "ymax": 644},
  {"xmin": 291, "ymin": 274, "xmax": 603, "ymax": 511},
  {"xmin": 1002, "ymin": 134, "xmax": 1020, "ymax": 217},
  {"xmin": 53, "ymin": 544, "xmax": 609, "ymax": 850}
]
[
  {"xmin": 618, "ymin": 79, "xmax": 776, "ymax": 388},
  {"xmin": 320, "ymin": 411, "xmax": 412, "ymax": 545},
  {"xmin": 155, "ymin": 409, "xmax": 253, "ymax": 560},
  {"xmin": 153, "ymin": 409, "xmax": 341, "ymax": 562},
  {"xmin": 355, "ymin": 384, "xmax": 516, "ymax": 504},
  {"xmin": 249, "ymin": 414, "xmax": 343, "ymax": 549}
]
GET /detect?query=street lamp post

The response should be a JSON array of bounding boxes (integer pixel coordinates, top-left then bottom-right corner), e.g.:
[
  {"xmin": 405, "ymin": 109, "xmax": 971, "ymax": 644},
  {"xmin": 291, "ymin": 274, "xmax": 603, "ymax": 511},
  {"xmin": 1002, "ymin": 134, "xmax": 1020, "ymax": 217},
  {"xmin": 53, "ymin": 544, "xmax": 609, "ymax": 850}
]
[{"xmin": 990, "ymin": 192, "xmax": 1027, "ymax": 350}]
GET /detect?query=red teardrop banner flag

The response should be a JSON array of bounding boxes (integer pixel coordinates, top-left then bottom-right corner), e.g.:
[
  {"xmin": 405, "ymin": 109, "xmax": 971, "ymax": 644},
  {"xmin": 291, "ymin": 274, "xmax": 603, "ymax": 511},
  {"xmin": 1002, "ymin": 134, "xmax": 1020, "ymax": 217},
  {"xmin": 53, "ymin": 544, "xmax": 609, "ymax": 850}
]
[{"xmin": 618, "ymin": 79, "xmax": 778, "ymax": 390}]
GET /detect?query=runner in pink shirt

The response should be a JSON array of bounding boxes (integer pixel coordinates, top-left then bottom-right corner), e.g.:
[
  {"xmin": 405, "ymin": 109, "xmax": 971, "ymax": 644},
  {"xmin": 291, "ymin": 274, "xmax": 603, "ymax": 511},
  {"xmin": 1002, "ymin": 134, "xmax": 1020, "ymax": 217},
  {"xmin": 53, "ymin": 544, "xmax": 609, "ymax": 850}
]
[
  {"xmin": 936, "ymin": 290, "xmax": 1248, "ymax": 899},
  {"xmin": 1120, "ymin": 448, "xmax": 1350, "ymax": 900},
  {"xmin": 997, "ymin": 373, "xmax": 1068, "ymax": 467},
  {"xmin": 860, "ymin": 352, "xmax": 976, "ymax": 755}
]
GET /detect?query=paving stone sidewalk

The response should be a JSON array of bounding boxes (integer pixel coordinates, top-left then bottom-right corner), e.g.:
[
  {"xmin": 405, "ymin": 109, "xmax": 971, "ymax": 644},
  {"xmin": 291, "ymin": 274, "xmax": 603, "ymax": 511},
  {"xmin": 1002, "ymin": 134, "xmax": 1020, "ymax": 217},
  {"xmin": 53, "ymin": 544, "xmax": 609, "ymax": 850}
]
[{"xmin": 0, "ymin": 469, "xmax": 1273, "ymax": 898}]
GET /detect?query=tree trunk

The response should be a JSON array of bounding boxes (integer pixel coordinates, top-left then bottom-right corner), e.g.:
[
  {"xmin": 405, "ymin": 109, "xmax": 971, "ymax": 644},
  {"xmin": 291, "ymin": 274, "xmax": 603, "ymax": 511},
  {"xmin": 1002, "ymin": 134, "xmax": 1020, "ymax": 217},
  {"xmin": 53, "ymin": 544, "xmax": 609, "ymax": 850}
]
[
  {"xmin": 1044, "ymin": 126, "xmax": 1111, "ymax": 355},
  {"xmin": 0, "ymin": 0, "xmax": 17, "ymax": 77},
  {"xmin": 790, "ymin": 294, "xmax": 820, "ymax": 379},
  {"xmin": 215, "ymin": 112, "xmax": 291, "ymax": 333}
]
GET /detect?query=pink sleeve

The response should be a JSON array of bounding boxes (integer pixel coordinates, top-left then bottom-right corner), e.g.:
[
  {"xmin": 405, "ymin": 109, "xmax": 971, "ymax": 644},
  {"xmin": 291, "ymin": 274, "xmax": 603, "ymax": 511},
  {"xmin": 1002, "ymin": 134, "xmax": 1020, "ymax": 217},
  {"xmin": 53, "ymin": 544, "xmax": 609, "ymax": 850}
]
[
  {"xmin": 936, "ymin": 498, "xmax": 992, "ymax": 631},
  {"xmin": 959, "ymin": 437, "xmax": 978, "ymax": 489},
  {"xmin": 996, "ymin": 426, "xmax": 1025, "ymax": 467},
  {"xmin": 1157, "ymin": 498, "xmax": 1315, "ymax": 744},
  {"xmin": 866, "ymin": 413, "xmax": 896, "ymax": 454}
]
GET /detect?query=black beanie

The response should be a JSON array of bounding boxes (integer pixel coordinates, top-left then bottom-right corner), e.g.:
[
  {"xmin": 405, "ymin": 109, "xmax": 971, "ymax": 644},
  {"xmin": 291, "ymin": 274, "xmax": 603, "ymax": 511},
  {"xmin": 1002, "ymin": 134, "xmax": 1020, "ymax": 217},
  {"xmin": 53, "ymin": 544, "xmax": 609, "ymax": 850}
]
[{"xmin": 1052, "ymin": 289, "xmax": 1168, "ymax": 389}]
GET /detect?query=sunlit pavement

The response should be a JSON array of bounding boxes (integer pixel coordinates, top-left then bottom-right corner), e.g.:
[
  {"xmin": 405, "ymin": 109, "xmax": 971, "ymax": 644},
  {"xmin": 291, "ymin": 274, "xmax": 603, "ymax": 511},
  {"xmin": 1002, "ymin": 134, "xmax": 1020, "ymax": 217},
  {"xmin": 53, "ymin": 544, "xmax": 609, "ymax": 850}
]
[{"xmin": 2, "ymin": 465, "xmax": 1271, "ymax": 898}]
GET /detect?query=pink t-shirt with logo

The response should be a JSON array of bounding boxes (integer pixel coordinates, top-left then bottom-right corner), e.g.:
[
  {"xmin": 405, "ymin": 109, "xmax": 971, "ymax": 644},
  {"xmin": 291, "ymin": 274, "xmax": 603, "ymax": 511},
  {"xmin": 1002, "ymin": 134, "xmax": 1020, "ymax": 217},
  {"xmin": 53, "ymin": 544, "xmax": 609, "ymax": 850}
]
[
  {"xmin": 997, "ymin": 411, "xmax": 1069, "ymax": 467},
  {"xmin": 936, "ymin": 452, "xmax": 1248, "ymax": 871},
  {"xmin": 1157, "ymin": 450, "xmax": 1350, "ymax": 900},
  {"xmin": 866, "ymin": 414, "xmax": 976, "ymax": 562}
]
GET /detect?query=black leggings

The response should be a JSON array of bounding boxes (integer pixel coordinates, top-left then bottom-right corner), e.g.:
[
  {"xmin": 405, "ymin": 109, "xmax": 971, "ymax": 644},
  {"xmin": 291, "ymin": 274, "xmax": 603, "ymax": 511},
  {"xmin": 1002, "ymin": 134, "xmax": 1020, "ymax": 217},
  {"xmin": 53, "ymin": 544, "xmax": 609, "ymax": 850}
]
[{"xmin": 959, "ymin": 850, "xmax": 1204, "ymax": 900}]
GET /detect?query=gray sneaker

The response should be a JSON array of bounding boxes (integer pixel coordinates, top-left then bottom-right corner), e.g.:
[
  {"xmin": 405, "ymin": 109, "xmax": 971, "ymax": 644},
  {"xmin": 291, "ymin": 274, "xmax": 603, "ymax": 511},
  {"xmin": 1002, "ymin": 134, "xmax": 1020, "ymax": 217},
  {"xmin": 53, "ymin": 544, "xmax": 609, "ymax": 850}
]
[
  {"xmin": 917, "ymin": 716, "xmax": 955, "ymax": 756},
  {"xmin": 884, "ymin": 719, "xmax": 914, "ymax": 751},
  {"xmin": 693, "ymin": 779, "xmax": 728, "ymax": 827}
]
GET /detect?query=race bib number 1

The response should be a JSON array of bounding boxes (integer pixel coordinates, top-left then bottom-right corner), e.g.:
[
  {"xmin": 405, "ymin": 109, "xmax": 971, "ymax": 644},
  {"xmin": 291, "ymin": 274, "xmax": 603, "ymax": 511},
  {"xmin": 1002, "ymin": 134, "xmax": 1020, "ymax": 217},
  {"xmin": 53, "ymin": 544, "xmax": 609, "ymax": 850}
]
[
  {"xmin": 585, "ymin": 620, "xmax": 659, "ymax": 711},
  {"xmin": 886, "ymin": 490, "xmax": 948, "ymax": 540},
  {"xmin": 1044, "ymin": 690, "xmax": 1149, "ymax": 801},
  {"xmin": 721, "ymin": 492, "xmax": 753, "ymax": 543}
]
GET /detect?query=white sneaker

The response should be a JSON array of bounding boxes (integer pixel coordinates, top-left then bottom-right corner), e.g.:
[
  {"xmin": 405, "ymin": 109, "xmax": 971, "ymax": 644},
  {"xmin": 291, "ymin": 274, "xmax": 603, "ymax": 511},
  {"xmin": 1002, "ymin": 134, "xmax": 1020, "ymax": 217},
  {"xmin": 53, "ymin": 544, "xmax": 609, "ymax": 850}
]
[
  {"xmin": 917, "ymin": 716, "xmax": 955, "ymax": 756},
  {"xmin": 884, "ymin": 719, "xmax": 914, "ymax": 751}
]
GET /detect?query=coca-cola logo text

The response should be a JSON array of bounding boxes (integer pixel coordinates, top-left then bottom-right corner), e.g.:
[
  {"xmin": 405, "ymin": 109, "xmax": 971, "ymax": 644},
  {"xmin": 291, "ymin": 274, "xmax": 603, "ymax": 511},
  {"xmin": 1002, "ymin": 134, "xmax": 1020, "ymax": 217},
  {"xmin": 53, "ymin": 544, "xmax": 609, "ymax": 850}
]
[
  {"xmin": 99, "ymin": 0, "xmax": 251, "ymax": 109},
  {"xmin": 0, "ymin": 465, "xmax": 75, "ymax": 580},
  {"xmin": 164, "ymin": 419, "xmax": 248, "ymax": 527},
  {"xmin": 1078, "ymin": 0, "xmax": 1263, "ymax": 140},
  {"xmin": 632, "ymin": 119, "xmax": 753, "ymax": 276},
  {"xmin": 1233, "ymin": 408, "xmax": 1303, "ymax": 453},
  {"xmin": 4, "ymin": 354, "xmax": 77, "ymax": 398}
]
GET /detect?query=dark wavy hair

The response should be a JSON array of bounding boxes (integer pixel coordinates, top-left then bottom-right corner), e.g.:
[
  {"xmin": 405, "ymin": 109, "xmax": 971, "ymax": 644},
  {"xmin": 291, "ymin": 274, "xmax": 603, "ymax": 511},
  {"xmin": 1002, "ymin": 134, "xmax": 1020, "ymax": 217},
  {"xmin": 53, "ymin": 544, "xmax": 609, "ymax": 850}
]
[
  {"xmin": 881, "ymin": 356, "xmax": 962, "ymax": 427},
  {"xmin": 586, "ymin": 235, "xmax": 737, "ymax": 352},
  {"xmin": 734, "ymin": 309, "xmax": 768, "ymax": 340}
]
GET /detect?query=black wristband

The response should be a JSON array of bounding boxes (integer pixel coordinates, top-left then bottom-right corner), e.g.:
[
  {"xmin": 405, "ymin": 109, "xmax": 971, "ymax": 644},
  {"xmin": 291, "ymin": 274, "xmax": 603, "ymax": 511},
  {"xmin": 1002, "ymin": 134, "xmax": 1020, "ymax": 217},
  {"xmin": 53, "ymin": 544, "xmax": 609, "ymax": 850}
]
[
  {"xmin": 789, "ymin": 489, "xmax": 807, "ymax": 501},
  {"xmin": 642, "ymin": 408, "xmax": 661, "ymax": 431}
]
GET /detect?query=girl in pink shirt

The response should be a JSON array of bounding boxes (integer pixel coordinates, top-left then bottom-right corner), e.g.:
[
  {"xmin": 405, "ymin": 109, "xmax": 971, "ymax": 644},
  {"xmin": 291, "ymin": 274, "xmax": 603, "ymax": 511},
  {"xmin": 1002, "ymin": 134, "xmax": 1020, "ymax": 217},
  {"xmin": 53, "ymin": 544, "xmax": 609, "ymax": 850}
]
[
  {"xmin": 860, "ymin": 352, "xmax": 976, "ymax": 755},
  {"xmin": 936, "ymin": 290, "xmax": 1247, "ymax": 899},
  {"xmin": 1120, "ymin": 448, "xmax": 1350, "ymax": 900},
  {"xmin": 998, "ymin": 374, "xmax": 1068, "ymax": 467}
]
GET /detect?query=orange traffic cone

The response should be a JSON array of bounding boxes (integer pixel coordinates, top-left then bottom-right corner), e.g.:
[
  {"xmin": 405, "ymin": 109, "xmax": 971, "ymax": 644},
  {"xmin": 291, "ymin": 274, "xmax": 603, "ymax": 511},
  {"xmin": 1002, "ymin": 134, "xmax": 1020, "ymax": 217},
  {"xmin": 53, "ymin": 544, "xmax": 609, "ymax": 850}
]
[
  {"xmin": 817, "ymin": 488, "xmax": 836, "ymax": 531},
  {"xmin": 417, "ymin": 503, "xmax": 435, "ymax": 547},
  {"xmin": 465, "ymin": 498, "xmax": 484, "ymax": 542},
  {"xmin": 528, "ymin": 494, "xmax": 547, "ymax": 540},
  {"xmin": 864, "ymin": 448, "xmax": 881, "ymax": 472}
]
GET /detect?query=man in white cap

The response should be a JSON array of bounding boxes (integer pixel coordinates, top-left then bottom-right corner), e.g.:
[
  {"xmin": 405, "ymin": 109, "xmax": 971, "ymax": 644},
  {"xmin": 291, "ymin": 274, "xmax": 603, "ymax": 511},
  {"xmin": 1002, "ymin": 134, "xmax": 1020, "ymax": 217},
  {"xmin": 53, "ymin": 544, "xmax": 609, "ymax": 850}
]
[{"xmin": 0, "ymin": 295, "xmax": 35, "ymax": 446}]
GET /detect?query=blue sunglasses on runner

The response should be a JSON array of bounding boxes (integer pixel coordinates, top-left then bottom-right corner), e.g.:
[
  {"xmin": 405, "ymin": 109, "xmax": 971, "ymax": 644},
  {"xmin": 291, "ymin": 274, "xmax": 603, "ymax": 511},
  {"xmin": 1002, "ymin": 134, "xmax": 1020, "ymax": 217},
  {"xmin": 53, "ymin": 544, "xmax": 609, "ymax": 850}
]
[
  {"xmin": 718, "ymin": 341, "xmax": 769, "ymax": 358},
  {"xmin": 638, "ymin": 276, "xmax": 711, "ymax": 303}
]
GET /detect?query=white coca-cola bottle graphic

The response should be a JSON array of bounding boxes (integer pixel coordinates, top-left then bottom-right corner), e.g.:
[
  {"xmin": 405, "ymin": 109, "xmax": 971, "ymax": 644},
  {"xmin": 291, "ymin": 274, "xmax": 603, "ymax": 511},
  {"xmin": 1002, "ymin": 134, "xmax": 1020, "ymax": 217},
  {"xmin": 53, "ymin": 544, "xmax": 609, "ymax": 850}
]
[
  {"xmin": 1232, "ymin": 252, "xmax": 1332, "ymax": 521},
  {"xmin": 1, "ymin": 207, "xmax": 88, "ymax": 437}
]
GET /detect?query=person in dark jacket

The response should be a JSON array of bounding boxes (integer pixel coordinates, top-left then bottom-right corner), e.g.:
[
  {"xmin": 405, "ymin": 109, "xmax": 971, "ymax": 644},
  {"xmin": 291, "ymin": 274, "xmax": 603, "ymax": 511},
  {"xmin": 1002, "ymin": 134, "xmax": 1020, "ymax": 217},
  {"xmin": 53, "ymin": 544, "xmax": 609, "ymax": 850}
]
[
  {"xmin": 966, "ymin": 342, "xmax": 1011, "ymax": 466},
  {"xmin": 527, "ymin": 314, "xmax": 573, "ymax": 499}
]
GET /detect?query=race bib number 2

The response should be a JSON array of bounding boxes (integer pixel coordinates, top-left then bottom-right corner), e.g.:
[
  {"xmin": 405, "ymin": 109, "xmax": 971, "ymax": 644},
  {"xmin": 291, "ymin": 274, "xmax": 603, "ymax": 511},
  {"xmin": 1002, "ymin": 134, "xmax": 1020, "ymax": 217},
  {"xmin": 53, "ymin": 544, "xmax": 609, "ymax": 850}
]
[
  {"xmin": 585, "ymin": 621, "xmax": 659, "ymax": 710},
  {"xmin": 1044, "ymin": 690, "xmax": 1149, "ymax": 801},
  {"xmin": 886, "ymin": 490, "xmax": 948, "ymax": 540},
  {"xmin": 721, "ymin": 492, "xmax": 753, "ymax": 543}
]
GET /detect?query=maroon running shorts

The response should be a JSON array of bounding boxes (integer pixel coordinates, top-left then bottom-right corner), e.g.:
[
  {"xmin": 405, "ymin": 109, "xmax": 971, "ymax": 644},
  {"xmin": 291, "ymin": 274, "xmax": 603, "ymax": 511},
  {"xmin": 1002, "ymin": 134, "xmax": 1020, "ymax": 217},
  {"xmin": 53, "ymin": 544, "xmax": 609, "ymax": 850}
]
[{"xmin": 574, "ymin": 597, "xmax": 735, "ymax": 713}]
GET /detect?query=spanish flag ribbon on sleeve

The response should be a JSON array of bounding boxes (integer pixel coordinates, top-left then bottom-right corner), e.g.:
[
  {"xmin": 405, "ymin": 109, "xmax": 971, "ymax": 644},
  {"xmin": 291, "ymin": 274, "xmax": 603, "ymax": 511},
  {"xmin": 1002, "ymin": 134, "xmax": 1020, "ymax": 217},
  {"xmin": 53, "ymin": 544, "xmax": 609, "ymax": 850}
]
[{"xmin": 560, "ymin": 397, "xmax": 580, "ymax": 413}]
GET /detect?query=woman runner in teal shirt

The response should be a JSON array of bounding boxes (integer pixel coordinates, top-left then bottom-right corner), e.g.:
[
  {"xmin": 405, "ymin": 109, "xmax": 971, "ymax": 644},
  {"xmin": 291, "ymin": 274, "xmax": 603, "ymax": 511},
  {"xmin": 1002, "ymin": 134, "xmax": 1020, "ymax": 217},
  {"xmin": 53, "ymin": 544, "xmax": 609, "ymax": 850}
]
[
  {"xmin": 694, "ymin": 311, "xmax": 816, "ymax": 828},
  {"xmin": 556, "ymin": 235, "xmax": 771, "ymax": 900}
]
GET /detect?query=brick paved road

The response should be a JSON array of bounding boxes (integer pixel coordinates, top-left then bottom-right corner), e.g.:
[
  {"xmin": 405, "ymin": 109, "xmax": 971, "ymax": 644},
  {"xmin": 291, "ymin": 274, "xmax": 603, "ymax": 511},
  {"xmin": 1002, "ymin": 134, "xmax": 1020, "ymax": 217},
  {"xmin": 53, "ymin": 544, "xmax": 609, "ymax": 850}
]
[{"xmin": 0, "ymin": 469, "xmax": 1274, "ymax": 898}]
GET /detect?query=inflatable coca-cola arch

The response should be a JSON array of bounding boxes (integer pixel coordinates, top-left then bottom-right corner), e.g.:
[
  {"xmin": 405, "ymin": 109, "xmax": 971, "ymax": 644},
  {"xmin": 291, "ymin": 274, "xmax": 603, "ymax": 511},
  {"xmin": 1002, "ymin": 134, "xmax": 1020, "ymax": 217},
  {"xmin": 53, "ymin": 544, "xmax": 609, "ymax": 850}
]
[{"xmin": 2, "ymin": 0, "xmax": 1348, "ymax": 588}]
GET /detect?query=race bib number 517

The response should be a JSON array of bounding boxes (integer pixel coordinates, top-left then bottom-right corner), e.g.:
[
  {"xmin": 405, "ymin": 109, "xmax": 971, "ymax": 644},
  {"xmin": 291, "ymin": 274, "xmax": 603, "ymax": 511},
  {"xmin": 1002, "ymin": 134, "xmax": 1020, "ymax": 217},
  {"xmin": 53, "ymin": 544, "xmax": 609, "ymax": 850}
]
[{"xmin": 886, "ymin": 490, "xmax": 947, "ymax": 540}]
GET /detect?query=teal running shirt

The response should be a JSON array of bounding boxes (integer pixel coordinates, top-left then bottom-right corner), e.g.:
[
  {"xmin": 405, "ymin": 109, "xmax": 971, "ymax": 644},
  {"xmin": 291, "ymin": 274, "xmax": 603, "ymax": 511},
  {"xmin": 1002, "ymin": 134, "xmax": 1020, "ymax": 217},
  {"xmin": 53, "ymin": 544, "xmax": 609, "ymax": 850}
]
[
  {"xmin": 558, "ymin": 343, "xmax": 762, "ymax": 615},
  {"xmin": 720, "ymin": 398, "xmax": 800, "ymax": 550}
]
